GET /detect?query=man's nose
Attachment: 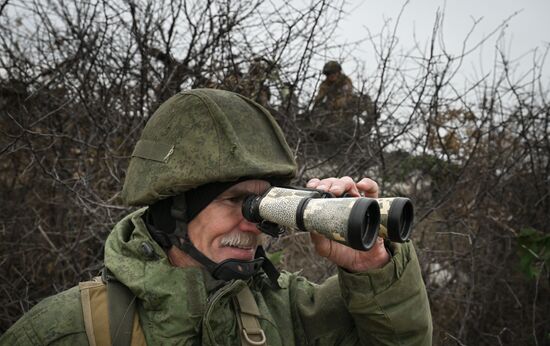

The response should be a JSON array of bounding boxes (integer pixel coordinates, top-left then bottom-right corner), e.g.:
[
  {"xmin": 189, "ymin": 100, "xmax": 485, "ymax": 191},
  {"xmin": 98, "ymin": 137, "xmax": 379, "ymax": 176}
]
[{"xmin": 239, "ymin": 217, "xmax": 261, "ymax": 234}]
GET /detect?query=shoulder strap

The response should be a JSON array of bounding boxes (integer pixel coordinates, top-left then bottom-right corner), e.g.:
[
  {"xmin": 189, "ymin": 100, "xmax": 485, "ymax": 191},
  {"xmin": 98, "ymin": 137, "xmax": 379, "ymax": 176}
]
[
  {"xmin": 79, "ymin": 277, "xmax": 114, "ymax": 346},
  {"xmin": 106, "ymin": 276, "xmax": 137, "ymax": 346},
  {"xmin": 233, "ymin": 285, "xmax": 267, "ymax": 346},
  {"xmin": 79, "ymin": 273, "xmax": 147, "ymax": 346}
]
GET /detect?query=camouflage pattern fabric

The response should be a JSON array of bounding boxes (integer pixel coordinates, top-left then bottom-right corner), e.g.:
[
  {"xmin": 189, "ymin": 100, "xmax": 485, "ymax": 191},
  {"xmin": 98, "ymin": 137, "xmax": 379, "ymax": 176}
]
[
  {"xmin": 0, "ymin": 208, "xmax": 433, "ymax": 345},
  {"xmin": 121, "ymin": 89, "xmax": 297, "ymax": 206},
  {"xmin": 314, "ymin": 74, "xmax": 353, "ymax": 112}
]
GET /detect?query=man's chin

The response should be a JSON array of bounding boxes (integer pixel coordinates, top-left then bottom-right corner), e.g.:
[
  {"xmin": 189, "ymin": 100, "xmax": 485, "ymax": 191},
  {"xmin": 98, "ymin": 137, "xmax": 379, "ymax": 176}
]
[{"xmin": 217, "ymin": 246, "xmax": 257, "ymax": 262}]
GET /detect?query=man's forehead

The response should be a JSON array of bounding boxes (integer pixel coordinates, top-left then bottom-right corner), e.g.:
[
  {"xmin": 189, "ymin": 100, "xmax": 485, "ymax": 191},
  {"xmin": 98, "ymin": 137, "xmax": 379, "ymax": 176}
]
[{"xmin": 223, "ymin": 180, "xmax": 271, "ymax": 195}]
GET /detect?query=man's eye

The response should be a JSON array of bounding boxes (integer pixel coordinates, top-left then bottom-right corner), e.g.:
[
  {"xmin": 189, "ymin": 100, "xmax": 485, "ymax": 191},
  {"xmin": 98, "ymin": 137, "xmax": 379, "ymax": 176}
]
[{"xmin": 227, "ymin": 196, "xmax": 245, "ymax": 203}]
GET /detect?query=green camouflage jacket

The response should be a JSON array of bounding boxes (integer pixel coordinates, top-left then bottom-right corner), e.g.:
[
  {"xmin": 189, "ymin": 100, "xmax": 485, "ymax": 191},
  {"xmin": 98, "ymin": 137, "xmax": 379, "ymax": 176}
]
[
  {"xmin": 1, "ymin": 208, "xmax": 432, "ymax": 345},
  {"xmin": 314, "ymin": 74, "xmax": 353, "ymax": 111}
]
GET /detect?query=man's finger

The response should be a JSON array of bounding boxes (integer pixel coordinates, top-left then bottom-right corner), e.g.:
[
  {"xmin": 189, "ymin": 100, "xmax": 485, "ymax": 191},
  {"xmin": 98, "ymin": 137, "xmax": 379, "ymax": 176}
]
[{"xmin": 357, "ymin": 178, "xmax": 379, "ymax": 198}]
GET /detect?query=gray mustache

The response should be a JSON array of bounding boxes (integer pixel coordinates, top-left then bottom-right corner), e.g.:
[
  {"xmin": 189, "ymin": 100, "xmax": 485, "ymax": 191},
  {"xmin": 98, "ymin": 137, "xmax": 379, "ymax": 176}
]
[{"xmin": 219, "ymin": 231, "xmax": 258, "ymax": 248}]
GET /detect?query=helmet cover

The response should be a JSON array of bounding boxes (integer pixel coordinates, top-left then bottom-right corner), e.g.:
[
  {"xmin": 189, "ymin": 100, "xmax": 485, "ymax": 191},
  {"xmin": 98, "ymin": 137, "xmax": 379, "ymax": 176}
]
[{"xmin": 122, "ymin": 89, "xmax": 297, "ymax": 206}]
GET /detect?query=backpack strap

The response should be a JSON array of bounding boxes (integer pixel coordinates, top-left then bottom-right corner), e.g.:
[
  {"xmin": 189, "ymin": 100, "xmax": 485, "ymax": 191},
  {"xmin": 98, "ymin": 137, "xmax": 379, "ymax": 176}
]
[
  {"xmin": 79, "ymin": 272, "xmax": 147, "ymax": 346},
  {"xmin": 105, "ymin": 275, "xmax": 137, "ymax": 346},
  {"xmin": 79, "ymin": 277, "xmax": 115, "ymax": 346},
  {"xmin": 233, "ymin": 285, "xmax": 267, "ymax": 346}
]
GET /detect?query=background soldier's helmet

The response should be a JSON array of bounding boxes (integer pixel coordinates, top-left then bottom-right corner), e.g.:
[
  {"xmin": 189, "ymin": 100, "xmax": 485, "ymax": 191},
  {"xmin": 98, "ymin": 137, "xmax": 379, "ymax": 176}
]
[
  {"xmin": 122, "ymin": 89, "xmax": 297, "ymax": 206},
  {"xmin": 322, "ymin": 60, "xmax": 342, "ymax": 75}
]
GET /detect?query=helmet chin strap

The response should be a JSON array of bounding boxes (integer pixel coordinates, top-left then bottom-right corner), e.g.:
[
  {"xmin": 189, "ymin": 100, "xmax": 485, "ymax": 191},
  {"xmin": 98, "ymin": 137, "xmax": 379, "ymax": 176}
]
[
  {"xmin": 145, "ymin": 196, "xmax": 280, "ymax": 287},
  {"xmin": 172, "ymin": 217, "xmax": 280, "ymax": 287},
  {"xmin": 178, "ymin": 237, "xmax": 264, "ymax": 281}
]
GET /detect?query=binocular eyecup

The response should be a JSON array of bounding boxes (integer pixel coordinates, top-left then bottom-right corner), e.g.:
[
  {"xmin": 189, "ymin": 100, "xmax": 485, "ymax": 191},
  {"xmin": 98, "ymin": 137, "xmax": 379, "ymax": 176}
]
[
  {"xmin": 384, "ymin": 197, "xmax": 414, "ymax": 242},
  {"xmin": 345, "ymin": 197, "xmax": 381, "ymax": 250}
]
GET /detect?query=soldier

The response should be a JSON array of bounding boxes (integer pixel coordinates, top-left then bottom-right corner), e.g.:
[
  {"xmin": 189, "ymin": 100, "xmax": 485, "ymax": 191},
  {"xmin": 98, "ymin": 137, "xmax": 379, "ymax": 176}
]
[
  {"xmin": 0, "ymin": 89, "xmax": 432, "ymax": 345},
  {"xmin": 313, "ymin": 60, "xmax": 354, "ymax": 112},
  {"xmin": 240, "ymin": 57, "xmax": 275, "ymax": 107},
  {"xmin": 220, "ymin": 68, "xmax": 244, "ymax": 93}
]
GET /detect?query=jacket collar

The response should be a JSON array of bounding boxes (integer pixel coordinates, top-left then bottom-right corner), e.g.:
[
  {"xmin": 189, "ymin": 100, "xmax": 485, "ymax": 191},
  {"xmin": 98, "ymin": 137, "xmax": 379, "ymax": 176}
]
[{"xmin": 103, "ymin": 209, "xmax": 221, "ymax": 344}]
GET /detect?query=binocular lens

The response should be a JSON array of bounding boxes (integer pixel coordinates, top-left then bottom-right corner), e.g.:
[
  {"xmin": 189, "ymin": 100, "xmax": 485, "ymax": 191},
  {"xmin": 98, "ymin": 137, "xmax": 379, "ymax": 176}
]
[
  {"xmin": 346, "ymin": 198, "xmax": 380, "ymax": 250},
  {"xmin": 378, "ymin": 197, "xmax": 414, "ymax": 242}
]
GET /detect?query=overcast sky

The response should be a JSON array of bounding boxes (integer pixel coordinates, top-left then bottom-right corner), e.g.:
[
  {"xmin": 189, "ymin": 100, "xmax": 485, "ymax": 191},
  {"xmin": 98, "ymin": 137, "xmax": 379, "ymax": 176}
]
[{"xmin": 331, "ymin": 0, "xmax": 550, "ymax": 87}]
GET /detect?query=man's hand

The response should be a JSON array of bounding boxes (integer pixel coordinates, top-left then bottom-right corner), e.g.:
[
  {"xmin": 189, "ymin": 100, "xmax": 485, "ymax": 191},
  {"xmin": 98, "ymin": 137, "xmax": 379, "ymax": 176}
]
[{"xmin": 306, "ymin": 176, "xmax": 390, "ymax": 272}]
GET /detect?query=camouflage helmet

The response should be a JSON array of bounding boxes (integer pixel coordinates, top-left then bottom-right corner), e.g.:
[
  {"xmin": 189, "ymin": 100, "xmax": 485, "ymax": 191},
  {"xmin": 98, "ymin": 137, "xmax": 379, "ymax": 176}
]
[
  {"xmin": 122, "ymin": 89, "xmax": 297, "ymax": 206},
  {"xmin": 322, "ymin": 60, "xmax": 342, "ymax": 75}
]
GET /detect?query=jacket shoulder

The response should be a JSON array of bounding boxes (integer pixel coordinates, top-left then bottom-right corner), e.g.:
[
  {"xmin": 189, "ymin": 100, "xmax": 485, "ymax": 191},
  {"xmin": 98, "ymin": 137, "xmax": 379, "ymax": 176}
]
[
  {"xmin": 0, "ymin": 286, "xmax": 88, "ymax": 346},
  {"xmin": 337, "ymin": 74, "xmax": 353, "ymax": 88}
]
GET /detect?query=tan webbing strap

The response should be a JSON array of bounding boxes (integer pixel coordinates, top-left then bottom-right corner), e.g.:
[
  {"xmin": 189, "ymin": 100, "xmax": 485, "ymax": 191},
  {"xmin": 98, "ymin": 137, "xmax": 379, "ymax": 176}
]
[
  {"xmin": 79, "ymin": 279, "xmax": 111, "ymax": 346},
  {"xmin": 79, "ymin": 278, "xmax": 147, "ymax": 346},
  {"xmin": 80, "ymin": 283, "xmax": 97, "ymax": 346},
  {"xmin": 234, "ymin": 286, "xmax": 267, "ymax": 346}
]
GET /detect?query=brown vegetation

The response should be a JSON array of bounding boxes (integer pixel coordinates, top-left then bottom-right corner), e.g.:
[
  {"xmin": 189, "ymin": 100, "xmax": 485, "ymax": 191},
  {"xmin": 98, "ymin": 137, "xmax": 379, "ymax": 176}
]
[{"xmin": 1, "ymin": 1, "xmax": 548, "ymax": 344}]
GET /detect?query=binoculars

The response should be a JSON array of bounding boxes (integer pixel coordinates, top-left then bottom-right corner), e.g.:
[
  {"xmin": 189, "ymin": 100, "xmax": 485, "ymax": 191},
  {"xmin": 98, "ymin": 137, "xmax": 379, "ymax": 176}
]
[{"xmin": 242, "ymin": 187, "xmax": 413, "ymax": 251}]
